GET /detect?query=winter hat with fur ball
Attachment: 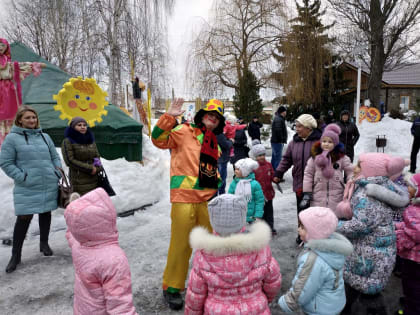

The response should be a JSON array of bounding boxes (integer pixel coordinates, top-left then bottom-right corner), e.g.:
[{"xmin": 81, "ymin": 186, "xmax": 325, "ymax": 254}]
[
  {"xmin": 235, "ymin": 158, "xmax": 259, "ymax": 177},
  {"xmin": 208, "ymin": 194, "xmax": 248, "ymax": 236},
  {"xmin": 321, "ymin": 123, "xmax": 341, "ymax": 147},
  {"xmin": 405, "ymin": 173, "xmax": 420, "ymax": 199},
  {"xmin": 250, "ymin": 139, "xmax": 266, "ymax": 158},
  {"xmin": 296, "ymin": 114, "xmax": 317, "ymax": 129},
  {"xmin": 359, "ymin": 153, "xmax": 406, "ymax": 178},
  {"xmin": 299, "ymin": 207, "xmax": 338, "ymax": 241}
]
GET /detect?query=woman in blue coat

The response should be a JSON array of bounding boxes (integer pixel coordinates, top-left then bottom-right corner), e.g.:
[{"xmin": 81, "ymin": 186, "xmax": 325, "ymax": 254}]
[{"xmin": 0, "ymin": 106, "xmax": 62, "ymax": 273}]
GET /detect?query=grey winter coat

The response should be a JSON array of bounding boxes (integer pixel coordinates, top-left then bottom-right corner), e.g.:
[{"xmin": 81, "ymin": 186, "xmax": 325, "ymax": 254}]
[
  {"xmin": 0, "ymin": 126, "xmax": 62, "ymax": 215},
  {"xmin": 271, "ymin": 114, "xmax": 287, "ymax": 144},
  {"xmin": 336, "ymin": 176, "xmax": 409, "ymax": 294},
  {"xmin": 275, "ymin": 129, "xmax": 322, "ymax": 192}
]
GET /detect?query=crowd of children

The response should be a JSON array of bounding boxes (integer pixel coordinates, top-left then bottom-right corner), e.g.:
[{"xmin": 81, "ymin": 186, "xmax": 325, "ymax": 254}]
[
  {"xmin": 3, "ymin": 103, "xmax": 420, "ymax": 315},
  {"xmin": 50, "ymin": 117, "xmax": 420, "ymax": 315}
]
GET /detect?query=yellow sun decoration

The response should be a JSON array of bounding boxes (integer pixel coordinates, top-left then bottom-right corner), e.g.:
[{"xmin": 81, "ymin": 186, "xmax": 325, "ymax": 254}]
[{"xmin": 53, "ymin": 77, "xmax": 108, "ymax": 127}]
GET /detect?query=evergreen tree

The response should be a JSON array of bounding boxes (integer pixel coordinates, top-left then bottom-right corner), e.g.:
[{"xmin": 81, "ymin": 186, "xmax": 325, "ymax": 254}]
[
  {"xmin": 272, "ymin": 0, "xmax": 334, "ymax": 111},
  {"xmin": 233, "ymin": 69, "xmax": 263, "ymax": 123}
]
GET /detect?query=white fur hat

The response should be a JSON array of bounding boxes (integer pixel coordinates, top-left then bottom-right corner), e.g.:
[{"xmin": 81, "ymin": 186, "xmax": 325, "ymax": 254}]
[
  {"xmin": 250, "ymin": 139, "xmax": 266, "ymax": 158},
  {"xmin": 235, "ymin": 158, "xmax": 259, "ymax": 177},
  {"xmin": 224, "ymin": 113, "xmax": 237, "ymax": 124},
  {"xmin": 296, "ymin": 114, "xmax": 317, "ymax": 129}
]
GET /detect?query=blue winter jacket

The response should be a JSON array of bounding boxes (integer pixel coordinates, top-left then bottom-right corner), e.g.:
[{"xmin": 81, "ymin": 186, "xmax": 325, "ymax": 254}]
[
  {"xmin": 279, "ymin": 233, "xmax": 353, "ymax": 315},
  {"xmin": 228, "ymin": 173, "xmax": 265, "ymax": 222},
  {"xmin": 0, "ymin": 126, "xmax": 62, "ymax": 215},
  {"xmin": 411, "ymin": 117, "xmax": 420, "ymax": 137}
]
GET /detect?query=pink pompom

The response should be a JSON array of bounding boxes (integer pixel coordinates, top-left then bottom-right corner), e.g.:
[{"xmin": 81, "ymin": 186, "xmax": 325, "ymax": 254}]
[
  {"xmin": 315, "ymin": 150, "xmax": 330, "ymax": 168},
  {"xmin": 335, "ymin": 200, "xmax": 353, "ymax": 220},
  {"xmin": 322, "ymin": 166, "xmax": 334, "ymax": 179}
]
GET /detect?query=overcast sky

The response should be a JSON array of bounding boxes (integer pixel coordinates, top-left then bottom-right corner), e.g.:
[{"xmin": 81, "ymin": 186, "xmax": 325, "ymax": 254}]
[{"xmin": 167, "ymin": 0, "xmax": 214, "ymax": 99}]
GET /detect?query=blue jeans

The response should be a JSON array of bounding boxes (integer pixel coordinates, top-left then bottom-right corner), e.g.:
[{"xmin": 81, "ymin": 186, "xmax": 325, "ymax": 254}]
[
  {"xmin": 271, "ymin": 142, "xmax": 284, "ymax": 170},
  {"xmin": 218, "ymin": 161, "xmax": 228, "ymax": 194}
]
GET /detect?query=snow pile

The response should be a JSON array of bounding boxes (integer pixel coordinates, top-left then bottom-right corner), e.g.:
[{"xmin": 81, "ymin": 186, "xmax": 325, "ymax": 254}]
[
  {"xmin": 355, "ymin": 116, "xmax": 413, "ymax": 160},
  {"xmin": 0, "ymin": 135, "xmax": 170, "ymax": 239}
]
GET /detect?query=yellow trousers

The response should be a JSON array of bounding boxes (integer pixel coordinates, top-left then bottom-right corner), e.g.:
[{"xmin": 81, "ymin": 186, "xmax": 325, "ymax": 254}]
[{"xmin": 162, "ymin": 202, "xmax": 212, "ymax": 290}]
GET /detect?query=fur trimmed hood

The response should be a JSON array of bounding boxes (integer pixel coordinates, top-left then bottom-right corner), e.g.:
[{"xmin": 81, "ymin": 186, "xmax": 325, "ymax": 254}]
[
  {"xmin": 305, "ymin": 232, "xmax": 353, "ymax": 270},
  {"xmin": 190, "ymin": 221, "xmax": 271, "ymax": 256}
]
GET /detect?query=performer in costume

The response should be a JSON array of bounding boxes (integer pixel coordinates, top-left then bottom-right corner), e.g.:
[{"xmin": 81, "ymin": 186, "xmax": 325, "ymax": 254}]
[
  {"xmin": 151, "ymin": 98, "xmax": 225, "ymax": 310},
  {"xmin": 0, "ymin": 38, "xmax": 45, "ymax": 148}
]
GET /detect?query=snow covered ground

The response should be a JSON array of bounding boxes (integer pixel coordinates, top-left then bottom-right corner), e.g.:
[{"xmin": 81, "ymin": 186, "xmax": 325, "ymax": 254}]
[{"xmin": 0, "ymin": 116, "xmax": 414, "ymax": 314}]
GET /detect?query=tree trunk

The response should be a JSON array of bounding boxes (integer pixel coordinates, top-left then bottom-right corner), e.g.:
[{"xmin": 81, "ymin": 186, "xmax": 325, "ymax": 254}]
[{"xmin": 368, "ymin": 0, "xmax": 386, "ymax": 108}]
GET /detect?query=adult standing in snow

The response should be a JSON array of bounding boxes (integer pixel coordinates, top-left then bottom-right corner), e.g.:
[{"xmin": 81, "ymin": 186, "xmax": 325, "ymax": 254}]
[
  {"xmin": 61, "ymin": 117, "xmax": 101, "ymax": 196},
  {"xmin": 273, "ymin": 114, "xmax": 321, "ymax": 243},
  {"xmin": 270, "ymin": 106, "xmax": 288, "ymax": 171},
  {"xmin": 216, "ymin": 132, "xmax": 232, "ymax": 195},
  {"xmin": 409, "ymin": 116, "xmax": 420, "ymax": 173},
  {"xmin": 230, "ymin": 121, "xmax": 249, "ymax": 166},
  {"xmin": 248, "ymin": 116, "xmax": 263, "ymax": 141},
  {"xmin": 0, "ymin": 106, "xmax": 62, "ymax": 273},
  {"xmin": 325, "ymin": 110, "xmax": 336, "ymax": 125},
  {"xmin": 336, "ymin": 110, "xmax": 360, "ymax": 162},
  {"xmin": 151, "ymin": 98, "xmax": 225, "ymax": 310}
]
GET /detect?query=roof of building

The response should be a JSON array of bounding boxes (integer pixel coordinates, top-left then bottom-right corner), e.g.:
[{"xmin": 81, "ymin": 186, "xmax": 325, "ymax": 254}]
[
  {"xmin": 382, "ymin": 63, "xmax": 420, "ymax": 85},
  {"xmin": 343, "ymin": 61, "xmax": 420, "ymax": 86}
]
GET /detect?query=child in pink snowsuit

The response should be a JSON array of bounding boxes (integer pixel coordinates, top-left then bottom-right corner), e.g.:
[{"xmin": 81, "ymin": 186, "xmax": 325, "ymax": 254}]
[
  {"xmin": 395, "ymin": 173, "xmax": 420, "ymax": 315},
  {"xmin": 185, "ymin": 194, "xmax": 282, "ymax": 315},
  {"xmin": 64, "ymin": 188, "xmax": 138, "ymax": 315}
]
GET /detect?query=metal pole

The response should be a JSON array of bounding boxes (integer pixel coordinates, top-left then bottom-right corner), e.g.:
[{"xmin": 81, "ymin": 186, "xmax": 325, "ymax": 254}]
[{"xmin": 355, "ymin": 64, "xmax": 361, "ymax": 125}]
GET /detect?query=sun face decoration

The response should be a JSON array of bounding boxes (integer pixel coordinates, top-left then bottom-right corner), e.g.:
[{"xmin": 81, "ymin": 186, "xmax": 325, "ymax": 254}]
[{"xmin": 53, "ymin": 77, "xmax": 108, "ymax": 127}]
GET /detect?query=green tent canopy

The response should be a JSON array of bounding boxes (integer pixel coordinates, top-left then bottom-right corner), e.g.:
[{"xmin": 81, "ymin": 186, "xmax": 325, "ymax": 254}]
[{"xmin": 10, "ymin": 42, "xmax": 143, "ymax": 161}]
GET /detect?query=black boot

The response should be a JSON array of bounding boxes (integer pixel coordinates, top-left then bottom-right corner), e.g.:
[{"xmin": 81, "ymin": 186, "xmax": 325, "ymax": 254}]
[
  {"xmin": 39, "ymin": 212, "xmax": 53, "ymax": 256},
  {"xmin": 5, "ymin": 215, "xmax": 32, "ymax": 273},
  {"xmin": 5, "ymin": 253, "xmax": 21, "ymax": 273},
  {"xmin": 163, "ymin": 289, "xmax": 184, "ymax": 310}
]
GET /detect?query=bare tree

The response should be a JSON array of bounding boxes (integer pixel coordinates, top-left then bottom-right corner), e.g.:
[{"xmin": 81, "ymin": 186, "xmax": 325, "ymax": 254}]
[
  {"xmin": 327, "ymin": 0, "xmax": 420, "ymax": 108},
  {"xmin": 2, "ymin": 0, "xmax": 176, "ymax": 105},
  {"xmin": 187, "ymin": 0, "xmax": 287, "ymax": 98}
]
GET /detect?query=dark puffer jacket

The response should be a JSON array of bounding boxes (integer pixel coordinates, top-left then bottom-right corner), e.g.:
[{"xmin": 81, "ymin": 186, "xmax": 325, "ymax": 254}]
[
  {"xmin": 230, "ymin": 128, "xmax": 249, "ymax": 165},
  {"xmin": 61, "ymin": 129, "xmax": 101, "ymax": 196},
  {"xmin": 336, "ymin": 111, "xmax": 360, "ymax": 162},
  {"xmin": 275, "ymin": 129, "xmax": 322, "ymax": 192},
  {"xmin": 271, "ymin": 114, "xmax": 287, "ymax": 144},
  {"xmin": 248, "ymin": 120, "xmax": 263, "ymax": 140}
]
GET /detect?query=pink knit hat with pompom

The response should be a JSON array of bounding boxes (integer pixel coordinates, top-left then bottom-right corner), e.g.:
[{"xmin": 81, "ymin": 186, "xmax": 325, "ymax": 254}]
[
  {"xmin": 299, "ymin": 207, "xmax": 338, "ymax": 241},
  {"xmin": 359, "ymin": 153, "xmax": 406, "ymax": 178},
  {"xmin": 321, "ymin": 123, "xmax": 341, "ymax": 146}
]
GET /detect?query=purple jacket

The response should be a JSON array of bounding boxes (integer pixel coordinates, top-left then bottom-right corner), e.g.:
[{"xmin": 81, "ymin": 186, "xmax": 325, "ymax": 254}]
[{"xmin": 275, "ymin": 129, "xmax": 322, "ymax": 192}]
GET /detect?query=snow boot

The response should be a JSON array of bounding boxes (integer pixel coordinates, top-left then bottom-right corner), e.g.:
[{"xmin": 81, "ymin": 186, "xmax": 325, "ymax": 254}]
[
  {"xmin": 39, "ymin": 212, "xmax": 53, "ymax": 256},
  {"xmin": 5, "ymin": 216, "xmax": 31, "ymax": 273},
  {"xmin": 163, "ymin": 289, "xmax": 184, "ymax": 310},
  {"xmin": 5, "ymin": 253, "xmax": 21, "ymax": 273},
  {"xmin": 40, "ymin": 242, "xmax": 53, "ymax": 256}
]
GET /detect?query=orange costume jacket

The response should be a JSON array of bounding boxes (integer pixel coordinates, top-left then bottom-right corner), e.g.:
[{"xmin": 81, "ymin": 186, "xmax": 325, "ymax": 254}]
[{"xmin": 152, "ymin": 113, "xmax": 220, "ymax": 203}]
